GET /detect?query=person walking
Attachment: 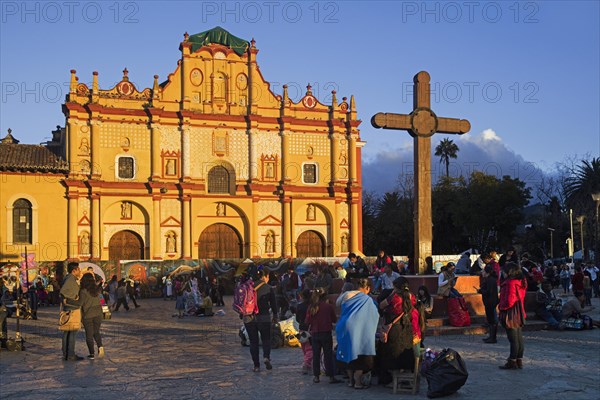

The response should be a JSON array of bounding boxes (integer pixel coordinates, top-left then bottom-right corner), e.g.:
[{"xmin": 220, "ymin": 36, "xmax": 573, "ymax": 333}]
[
  {"xmin": 79, "ymin": 273, "xmax": 104, "ymax": 359},
  {"xmin": 113, "ymin": 280, "xmax": 130, "ymax": 312},
  {"xmin": 60, "ymin": 262, "xmax": 83, "ymax": 361},
  {"xmin": 498, "ymin": 262, "xmax": 527, "ymax": 369},
  {"xmin": 243, "ymin": 270, "xmax": 278, "ymax": 372}
]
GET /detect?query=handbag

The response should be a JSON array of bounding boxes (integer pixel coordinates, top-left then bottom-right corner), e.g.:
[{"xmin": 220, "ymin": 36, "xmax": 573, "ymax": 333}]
[
  {"xmin": 102, "ymin": 305, "xmax": 112, "ymax": 320},
  {"xmin": 58, "ymin": 308, "xmax": 82, "ymax": 331},
  {"xmin": 376, "ymin": 312, "xmax": 404, "ymax": 343}
]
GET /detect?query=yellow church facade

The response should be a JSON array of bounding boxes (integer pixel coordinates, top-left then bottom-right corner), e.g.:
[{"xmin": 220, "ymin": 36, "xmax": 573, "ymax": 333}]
[{"xmin": 0, "ymin": 27, "xmax": 364, "ymax": 265}]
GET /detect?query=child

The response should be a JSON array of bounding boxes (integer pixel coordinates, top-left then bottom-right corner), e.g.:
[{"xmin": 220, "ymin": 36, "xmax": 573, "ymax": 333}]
[
  {"xmin": 114, "ymin": 280, "xmax": 130, "ymax": 312},
  {"xmin": 295, "ymin": 289, "xmax": 313, "ymax": 374},
  {"xmin": 198, "ymin": 289, "xmax": 214, "ymax": 316},
  {"xmin": 583, "ymin": 273, "xmax": 592, "ymax": 306},
  {"xmin": 305, "ymin": 288, "xmax": 341, "ymax": 384},
  {"xmin": 175, "ymin": 282, "xmax": 185, "ymax": 318}
]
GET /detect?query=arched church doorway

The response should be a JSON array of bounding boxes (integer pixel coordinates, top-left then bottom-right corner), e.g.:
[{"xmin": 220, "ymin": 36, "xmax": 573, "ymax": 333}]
[
  {"xmin": 296, "ymin": 230, "xmax": 325, "ymax": 257},
  {"xmin": 198, "ymin": 223, "xmax": 243, "ymax": 259},
  {"xmin": 108, "ymin": 230, "xmax": 144, "ymax": 264}
]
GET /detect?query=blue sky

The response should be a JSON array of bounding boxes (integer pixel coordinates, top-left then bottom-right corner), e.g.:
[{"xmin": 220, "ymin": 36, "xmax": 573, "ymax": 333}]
[{"xmin": 1, "ymin": 1, "xmax": 598, "ymax": 193}]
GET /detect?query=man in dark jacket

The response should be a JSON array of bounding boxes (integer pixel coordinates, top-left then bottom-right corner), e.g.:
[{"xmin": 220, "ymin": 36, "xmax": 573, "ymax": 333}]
[
  {"xmin": 243, "ymin": 270, "xmax": 277, "ymax": 372},
  {"xmin": 60, "ymin": 262, "xmax": 82, "ymax": 361},
  {"xmin": 480, "ymin": 265, "xmax": 499, "ymax": 343}
]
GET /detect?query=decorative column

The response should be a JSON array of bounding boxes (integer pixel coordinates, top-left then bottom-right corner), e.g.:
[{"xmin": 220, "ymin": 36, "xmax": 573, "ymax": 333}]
[
  {"xmin": 67, "ymin": 192, "xmax": 78, "ymax": 260},
  {"xmin": 330, "ymin": 132, "xmax": 340, "ymax": 183},
  {"xmin": 350, "ymin": 198, "xmax": 360, "ymax": 253},
  {"xmin": 181, "ymin": 125, "xmax": 191, "ymax": 180},
  {"xmin": 150, "ymin": 123, "xmax": 161, "ymax": 179},
  {"xmin": 66, "ymin": 119, "xmax": 77, "ymax": 173},
  {"xmin": 90, "ymin": 120, "xmax": 101, "ymax": 177},
  {"xmin": 250, "ymin": 197, "xmax": 259, "ymax": 257},
  {"xmin": 152, "ymin": 193, "xmax": 161, "ymax": 259},
  {"xmin": 248, "ymin": 128, "xmax": 257, "ymax": 182},
  {"xmin": 281, "ymin": 131, "xmax": 290, "ymax": 182},
  {"xmin": 91, "ymin": 194, "xmax": 101, "ymax": 260},
  {"xmin": 182, "ymin": 195, "xmax": 192, "ymax": 259},
  {"xmin": 348, "ymin": 134, "xmax": 357, "ymax": 184},
  {"xmin": 282, "ymin": 198, "xmax": 292, "ymax": 257}
]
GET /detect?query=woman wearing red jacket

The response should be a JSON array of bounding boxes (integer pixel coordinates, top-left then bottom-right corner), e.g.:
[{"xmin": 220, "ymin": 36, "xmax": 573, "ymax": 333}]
[{"xmin": 498, "ymin": 262, "xmax": 527, "ymax": 369}]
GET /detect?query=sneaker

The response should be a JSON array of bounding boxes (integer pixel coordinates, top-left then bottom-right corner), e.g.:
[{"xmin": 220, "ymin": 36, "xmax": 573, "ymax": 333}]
[
  {"xmin": 87, "ymin": 354, "xmax": 95, "ymax": 360},
  {"xmin": 264, "ymin": 358, "xmax": 272, "ymax": 370},
  {"xmin": 98, "ymin": 347, "xmax": 105, "ymax": 358},
  {"xmin": 66, "ymin": 355, "xmax": 84, "ymax": 361},
  {"xmin": 253, "ymin": 366, "xmax": 260, "ymax": 372}
]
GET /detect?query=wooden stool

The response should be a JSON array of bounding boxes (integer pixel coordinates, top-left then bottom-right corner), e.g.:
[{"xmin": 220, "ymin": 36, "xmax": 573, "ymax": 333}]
[{"xmin": 391, "ymin": 352, "xmax": 421, "ymax": 394}]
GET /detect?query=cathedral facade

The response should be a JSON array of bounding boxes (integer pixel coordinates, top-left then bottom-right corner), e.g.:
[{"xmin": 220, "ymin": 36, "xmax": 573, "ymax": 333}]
[{"xmin": 0, "ymin": 27, "xmax": 364, "ymax": 265}]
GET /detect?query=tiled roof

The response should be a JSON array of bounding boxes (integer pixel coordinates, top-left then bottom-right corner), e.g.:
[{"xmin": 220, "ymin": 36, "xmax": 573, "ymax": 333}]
[{"xmin": 0, "ymin": 143, "xmax": 69, "ymax": 173}]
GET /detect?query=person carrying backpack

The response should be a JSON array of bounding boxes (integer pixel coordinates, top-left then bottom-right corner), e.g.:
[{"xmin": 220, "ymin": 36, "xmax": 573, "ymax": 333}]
[{"xmin": 234, "ymin": 271, "xmax": 278, "ymax": 372}]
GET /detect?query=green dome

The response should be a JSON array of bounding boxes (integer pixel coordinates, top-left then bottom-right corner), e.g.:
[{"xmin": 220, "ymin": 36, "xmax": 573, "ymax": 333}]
[{"xmin": 188, "ymin": 26, "xmax": 248, "ymax": 56}]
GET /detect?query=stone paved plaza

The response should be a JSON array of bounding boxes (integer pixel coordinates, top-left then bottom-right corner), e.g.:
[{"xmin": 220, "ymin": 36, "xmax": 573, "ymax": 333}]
[{"xmin": 1, "ymin": 295, "xmax": 599, "ymax": 400}]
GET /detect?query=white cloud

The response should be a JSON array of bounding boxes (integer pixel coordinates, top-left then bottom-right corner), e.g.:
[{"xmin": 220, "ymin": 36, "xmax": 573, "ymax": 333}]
[{"xmin": 362, "ymin": 129, "xmax": 544, "ymax": 196}]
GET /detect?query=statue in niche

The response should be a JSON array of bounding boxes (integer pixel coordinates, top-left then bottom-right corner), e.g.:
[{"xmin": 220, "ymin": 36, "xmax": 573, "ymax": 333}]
[
  {"xmin": 265, "ymin": 162, "xmax": 274, "ymax": 179},
  {"xmin": 166, "ymin": 232, "xmax": 177, "ymax": 253},
  {"xmin": 265, "ymin": 232, "xmax": 274, "ymax": 253},
  {"xmin": 121, "ymin": 202, "xmax": 132, "ymax": 219},
  {"xmin": 341, "ymin": 233, "xmax": 348, "ymax": 253},
  {"xmin": 80, "ymin": 160, "xmax": 91, "ymax": 174},
  {"xmin": 79, "ymin": 138, "xmax": 90, "ymax": 155},
  {"xmin": 80, "ymin": 232, "xmax": 90, "ymax": 255},
  {"xmin": 166, "ymin": 159, "xmax": 176, "ymax": 175},
  {"xmin": 306, "ymin": 204, "xmax": 315, "ymax": 221},
  {"xmin": 216, "ymin": 202, "xmax": 225, "ymax": 216}
]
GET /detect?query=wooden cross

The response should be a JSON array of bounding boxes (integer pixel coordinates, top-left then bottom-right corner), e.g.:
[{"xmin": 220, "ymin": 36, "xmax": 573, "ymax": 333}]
[{"xmin": 371, "ymin": 71, "xmax": 470, "ymax": 275}]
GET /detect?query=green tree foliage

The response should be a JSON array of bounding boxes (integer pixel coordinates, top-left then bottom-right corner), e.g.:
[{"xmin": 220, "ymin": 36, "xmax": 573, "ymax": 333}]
[
  {"xmin": 363, "ymin": 171, "xmax": 532, "ymax": 256},
  {"xmin": 434, "ymin": 138, "xmax": 459, "ymax": 177}
]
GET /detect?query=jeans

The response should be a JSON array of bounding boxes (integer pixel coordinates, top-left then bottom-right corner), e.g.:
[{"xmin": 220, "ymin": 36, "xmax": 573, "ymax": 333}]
[
  {"xmin": 584, "ymin": 289, "xmax": 592, "ymax": 306},
  {"xmin": 244, "ymin": 319, "xmax": 271, "ymax": 367},
  {"xmin": 536, "ymin": 308, "xmax": 561, "ymax": 327},
  {"xmin": 561, "ymin": 278, "xmax": 570, "ymax": 293},
  {"xmin": 593, "ymin": 279, "xmax": 600, "ymax": 297},
  {"xmin": 311, "ymin": 331, "xmax": 334, "ymax": 378},
  {"xmin": 505, "ymin": 327, "xmax": 524, "ymax": 360},
  {"xmin": 82, "ymin": 316, "xmax": 103, "ymax": 355},
  {"xmin": 62, "ymin": 330, "xmax": 77, "ymax": 359},
  {"xmin": 484, "ymin": 304, "xmax": 498, "ymax": 325}
]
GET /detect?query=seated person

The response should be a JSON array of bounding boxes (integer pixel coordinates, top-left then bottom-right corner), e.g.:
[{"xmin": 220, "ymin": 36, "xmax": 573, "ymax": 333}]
[
  {"xmin": 561, "ymin": 291, "xmax": 593, "ymax": 320},
  {"xmin": 344, "ymin": 253, "xmax": 369, "ymax": 281},
  {"xmin": 535, "ymin": 280, "xmax": 562, "ymax": 329},
  {"xmin": 437, "ymin": 263, "xmax": 462, "ymax": 298},
  {"xmin": 197, "ymin": 290, "xmax": 214, "ymax": 316}
]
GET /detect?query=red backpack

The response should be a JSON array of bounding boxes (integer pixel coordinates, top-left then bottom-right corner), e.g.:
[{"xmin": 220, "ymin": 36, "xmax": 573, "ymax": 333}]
[{"xmin": 233, "ymin": 279, "xmax": 264, "ymax": 316}]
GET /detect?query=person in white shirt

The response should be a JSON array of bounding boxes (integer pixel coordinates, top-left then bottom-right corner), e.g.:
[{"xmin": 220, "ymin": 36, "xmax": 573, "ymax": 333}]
[{"xmin": 584, "ymin": 264, "xmax": 600, "ymax": 298}]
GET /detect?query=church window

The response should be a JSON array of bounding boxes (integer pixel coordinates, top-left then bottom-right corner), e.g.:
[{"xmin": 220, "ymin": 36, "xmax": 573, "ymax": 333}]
[
  {"xmin": 117, "ymin": 156, "xmax": 135, "ymax": 179},
  {"xmin": 208, "ymin": 165, "xmax": 231, "ymax": 194},
  {"xmin": 302, "ymin": 163, "xmax": 318, "ymax": 184},
  {"xmin": 13, "ymin": 199, "xmax": 32, "ymax": 243}
]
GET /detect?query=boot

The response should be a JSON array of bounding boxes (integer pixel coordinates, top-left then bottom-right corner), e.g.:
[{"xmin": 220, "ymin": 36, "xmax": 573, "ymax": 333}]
[
  {"xmin": 499, "ymin": 359, "xmax": 518, "ymax": 370},
  {"xmin": 516, "ymin": 358, "xmax": 523, "ymax": 369},
  {"xmin": 483, "ymin": 324, "xmax": 497, "ymax": 343}
]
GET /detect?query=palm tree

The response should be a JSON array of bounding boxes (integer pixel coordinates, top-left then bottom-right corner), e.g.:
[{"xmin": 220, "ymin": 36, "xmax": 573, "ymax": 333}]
[
  {"xmin": 434, "ymin": 138, "xmax": 459, "ymax": 177},
  {"xmin": 563, "ymin": 157, "xmax": 600, "ymax": 258},
  {"xmin": 564, "ymin": 158, "xmax": 600, "ymax": 209}
]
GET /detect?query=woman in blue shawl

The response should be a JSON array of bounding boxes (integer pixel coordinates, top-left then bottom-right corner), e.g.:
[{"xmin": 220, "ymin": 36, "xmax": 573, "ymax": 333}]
[{"xmin": 335, "ymin": 278, "xmax": 379, "ymax": 389}]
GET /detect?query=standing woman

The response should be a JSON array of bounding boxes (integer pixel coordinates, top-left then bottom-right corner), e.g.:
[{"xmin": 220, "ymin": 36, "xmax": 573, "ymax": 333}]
[
  {"xmin": 498, "ymin": 262, "xmax": 527, "ymax": 369},
  {"xmin": 79, "ymin": 273, "xmax": 104, "ymax": 359},
  {"xmin": 480, "ymin": 265, "xmax": 499, "ymax": 344},
  {"xmin": 305, "ymin": 287, "xmax": 341, "ymax": 384},
  {"xmin": 108, "ymin": 275, "xmax": 118, "ymax": 310}
]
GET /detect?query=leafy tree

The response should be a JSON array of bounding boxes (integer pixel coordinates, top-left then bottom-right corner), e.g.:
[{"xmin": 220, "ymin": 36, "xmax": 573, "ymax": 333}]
[
  {"xmin": 361, "ymin": 191, "xmax": 379, "ymax": 255},
  {"xmin": 434, "ymin": 138, "xmax": 459, "ymax": 177}
]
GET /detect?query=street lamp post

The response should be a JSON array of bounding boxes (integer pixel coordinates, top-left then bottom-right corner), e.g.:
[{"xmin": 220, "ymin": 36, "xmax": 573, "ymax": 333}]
[
  {"xmin": 548, "ymin": 227, "xmax": 555, "ymax": 260},
  {"xmin": 592, "ymin": 193, "xmax": 600, "ymax": 263},
  {"xmin": 576, "ymin": 216, "xmax": 585, "ymax": 261}
]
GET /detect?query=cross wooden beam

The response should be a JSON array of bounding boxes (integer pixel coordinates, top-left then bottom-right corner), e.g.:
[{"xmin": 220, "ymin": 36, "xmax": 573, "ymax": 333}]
[{"xmin": 371, "ymin": 71, "xmax": 470, "ymax": 275}]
